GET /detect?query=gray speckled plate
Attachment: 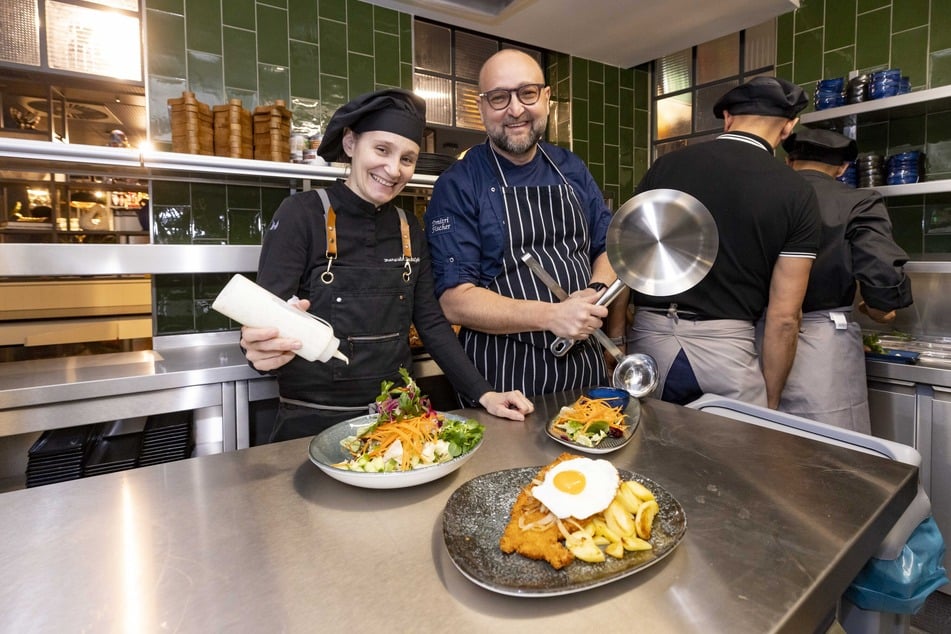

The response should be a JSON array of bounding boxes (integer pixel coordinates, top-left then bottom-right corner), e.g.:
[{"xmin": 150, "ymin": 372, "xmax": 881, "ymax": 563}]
[
  {"xmin": 546, "ymin": 398, "xmax": 641, "ymax": 454},
  {"xmin": 442, "ymin": 467, "xmax": 686, "ymax": 597}
]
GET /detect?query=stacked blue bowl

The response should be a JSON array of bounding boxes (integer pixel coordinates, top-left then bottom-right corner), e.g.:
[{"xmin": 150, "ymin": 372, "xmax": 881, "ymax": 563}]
[
  {"xmin": 870, "ymin": 69, "xmax": 903, "ymax": 99},
  {"xmin": 900, "ymin": 76, "xmax": 911, "ymax": 94},
  {"xmin": 814, "ymin": 77, "xmax": 845, "ymax": 110},
  {"xmin": 836, "ymin": 161, "xmax": 858, "ymax": 188},
  {"xmin": 885, "ymin": 151, "xmax": 921, "ymax": 185}
]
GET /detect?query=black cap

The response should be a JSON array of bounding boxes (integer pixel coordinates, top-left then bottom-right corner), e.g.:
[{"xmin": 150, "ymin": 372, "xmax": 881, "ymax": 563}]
[
  {"xmin": 713, "ymin": 76, "xmax": 808, "ymax": 119},
  {"xmin": 782, "ymin": 128, "xmax": 858, "ymax": 165},
  {"xmin": 317, "ymin": 88, "xmax": 426, "ymax": 162}
]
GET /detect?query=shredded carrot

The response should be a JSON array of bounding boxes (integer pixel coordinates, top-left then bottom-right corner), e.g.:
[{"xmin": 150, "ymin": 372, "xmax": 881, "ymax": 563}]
[
  {"xmin": 353, "ymin": 414, "xmax": 441, "ymax": 470},
  {"xmin": 554, "ymin": 396, "xmax": 627, "ymax": 434}
]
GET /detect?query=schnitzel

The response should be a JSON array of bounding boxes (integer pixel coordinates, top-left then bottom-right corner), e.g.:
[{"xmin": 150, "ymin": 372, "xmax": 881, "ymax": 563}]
[{"xmin": 499, "ymin": 453, "xmax": 578, "ymax": 570}]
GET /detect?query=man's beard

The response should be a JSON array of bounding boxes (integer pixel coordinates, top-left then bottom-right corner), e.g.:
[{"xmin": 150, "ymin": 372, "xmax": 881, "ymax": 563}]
[{"xmin": 488, "ymin": 117, "xmax": 546, "ymax": 157}]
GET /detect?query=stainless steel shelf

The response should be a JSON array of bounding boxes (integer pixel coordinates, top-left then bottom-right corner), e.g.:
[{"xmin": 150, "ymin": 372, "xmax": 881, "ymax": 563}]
[
  {"xmin": 0, "ymin": 137, "xmax": 439, "ymax": 188},
  {"xmin": 870, "ymin": 178, "xmax": 951, "ymax": 197},
  {"xmin": 799, "ymin": 85, "xmax": 951, "ymax": 126},
  {"xmin": 0, "ymin": 243, "xmax": 260, "ymax": 276}
]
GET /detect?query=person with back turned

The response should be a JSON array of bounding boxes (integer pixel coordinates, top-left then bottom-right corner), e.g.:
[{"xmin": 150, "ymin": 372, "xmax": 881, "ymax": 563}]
[
  {"xmin": 772, "ymin": 128, "xmax": 913, "ymax": 432},
  {"xmin": 627, "ymin": 76, "xmax": 821, "ymax": 409}
]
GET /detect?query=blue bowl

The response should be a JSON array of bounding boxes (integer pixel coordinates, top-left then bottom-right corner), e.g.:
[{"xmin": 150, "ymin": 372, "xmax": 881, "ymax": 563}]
[{"xmin": 585, "ymin": 386, "xmax": 631, "ymax": 410}]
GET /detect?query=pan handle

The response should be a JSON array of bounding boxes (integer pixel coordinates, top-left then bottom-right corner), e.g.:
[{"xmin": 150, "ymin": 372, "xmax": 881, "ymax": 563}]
[{"xmin": 550, "ymin": 279, "xmax": 627, "ymax": 358}]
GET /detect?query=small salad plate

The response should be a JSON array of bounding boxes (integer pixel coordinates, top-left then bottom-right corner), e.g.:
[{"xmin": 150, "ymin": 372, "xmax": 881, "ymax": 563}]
[
  {"xmin": 308, "ymin": 413, "xmax": 483, "ymax": 489},
  {"xmin": 546, "ymin": 397, "xmax": 640, "ymax": 455}
]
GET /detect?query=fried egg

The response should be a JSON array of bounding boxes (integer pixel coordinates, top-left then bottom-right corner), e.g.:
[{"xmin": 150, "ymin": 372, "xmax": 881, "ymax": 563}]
[{"xmin": 531, "ymin": 457, "xmax": 620, "ymax": 519}]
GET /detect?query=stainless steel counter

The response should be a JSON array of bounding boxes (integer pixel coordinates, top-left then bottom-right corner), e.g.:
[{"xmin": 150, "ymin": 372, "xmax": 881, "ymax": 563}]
[
  {"xmin": 867, "ymin": 358, "xmax": 951, "ymax": 387},
  {"xmin": 0, "ymin": 336, "xmax": 268, "ymax": 452},
  {"xmin": 0, "ymin": 393, "xmax": 917, "ymax": 633}
]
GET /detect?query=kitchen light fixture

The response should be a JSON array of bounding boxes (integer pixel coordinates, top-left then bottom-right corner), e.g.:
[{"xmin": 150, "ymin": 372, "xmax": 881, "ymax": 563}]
[{"xmin": 415, "ymin": 0, "xmax": 519, "ymax": 17}]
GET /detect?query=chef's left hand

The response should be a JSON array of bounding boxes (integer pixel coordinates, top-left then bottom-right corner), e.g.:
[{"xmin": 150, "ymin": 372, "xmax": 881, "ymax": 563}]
[
  {"xmin": 479, "ymin": 390, "xmax": 535, "ymax": 421},
  {"xmin": 859, "ymin": 301, "xmax": 897, "ymax": 324}
]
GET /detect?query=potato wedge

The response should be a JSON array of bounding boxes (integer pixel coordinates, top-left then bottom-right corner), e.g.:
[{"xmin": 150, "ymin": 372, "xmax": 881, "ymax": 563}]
[
  {"xmin": 635, "ymin": 499, "xmax": 660, "ymax": 539},
  {"xmin": 605, "ymin": 499, "xmax": 635, "ymax": 538},
  {"xmin": 616, "ymin": 481, "xmax": 644, "ymax": 514},
  {"xmin": 623, "ymin": 479, "xmax": 655, "ymax": 502},
  {"xmin": 622, "ymin": 535, "xmax": 653, "ymax": 551},
  {"xmin": 605, "ymin": 540, "xmax": 625, "ymax": 559},
  {"xmin": 566, "ymin": 530, "xmax": 606, "ymax": 563}
]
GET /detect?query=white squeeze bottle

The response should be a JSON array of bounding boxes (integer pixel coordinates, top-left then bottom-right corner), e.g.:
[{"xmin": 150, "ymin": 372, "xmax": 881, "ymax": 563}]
[{"xmin": 212, "ymin": 274, "xmax": 349, "ymax": 364}]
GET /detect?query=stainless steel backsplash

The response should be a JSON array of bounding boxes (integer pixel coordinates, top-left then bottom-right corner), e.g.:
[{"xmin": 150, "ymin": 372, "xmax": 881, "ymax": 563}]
[{"xmin": 856, "ymin": 262, "xmax": 951, "ymax": 338}]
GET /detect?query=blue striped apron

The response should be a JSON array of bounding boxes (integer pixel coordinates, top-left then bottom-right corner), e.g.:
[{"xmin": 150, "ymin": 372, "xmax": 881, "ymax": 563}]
[{"xmin": 459, "ymin": 145, "xmax": 606, "ymax": 396}]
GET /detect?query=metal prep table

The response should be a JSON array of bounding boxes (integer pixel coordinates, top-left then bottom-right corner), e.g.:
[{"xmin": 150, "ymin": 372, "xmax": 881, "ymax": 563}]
[
  {"xmin": 0, "ymin": 392, "xmax": 917, "ymax": 633},
  {"xmin": 0, "ymin": 333, "xmax": 274, "ymax": 452}
]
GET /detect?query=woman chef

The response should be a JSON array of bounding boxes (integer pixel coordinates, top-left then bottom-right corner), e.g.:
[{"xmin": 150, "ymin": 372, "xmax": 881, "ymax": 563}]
[{"xmin": 240, "ymin": 89, "xmax": 533, "ymax": 442}]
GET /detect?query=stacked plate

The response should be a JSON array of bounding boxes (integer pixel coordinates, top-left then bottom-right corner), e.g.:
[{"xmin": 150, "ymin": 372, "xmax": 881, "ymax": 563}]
[
  {"xmin": 26, "ymin": 425, "xmax": 99, "ymax": 487},
  {"xmin": 138, "ymin": 411, "xmax": 194, "ymax": 466},
  {"xmin": 82, "ymin": 433, "xmax": 142, "ymax": 476},
  {"xmin": 846, "ymin": 74, "xmax": 870, "ymax": 104},
  {"xmin": 886, "ymin": 151, "xmax": 922, "ymax": 185},
  {"xmin": 857, "ymin": 153, "xmax": 885, "ymax": 188},
  {"xmin": 836, "ymin": 161, "xmax": 858, "ymax": 188},
  {"xmin": 814, "ymin": 77, "xmax": 845, "ymax": 110},
  {"xmin": 870, "ymin": 69, "xmax": 903, "ymax": 99}
]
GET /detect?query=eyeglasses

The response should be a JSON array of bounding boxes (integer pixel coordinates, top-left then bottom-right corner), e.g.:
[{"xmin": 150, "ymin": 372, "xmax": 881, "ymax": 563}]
[{"xmin": 478, "ymin": 83, "xmax": 546, "ymax": 110}]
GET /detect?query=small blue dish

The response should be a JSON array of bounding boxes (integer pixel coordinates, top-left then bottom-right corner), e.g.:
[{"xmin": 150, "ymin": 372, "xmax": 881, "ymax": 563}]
[
  {"xmin": 585, "ymin": 386, "xmax": 631, "ymax": 410},
  {"xmin": 865, "ymin": 349, "xmax": 919, "ymax": 364}
]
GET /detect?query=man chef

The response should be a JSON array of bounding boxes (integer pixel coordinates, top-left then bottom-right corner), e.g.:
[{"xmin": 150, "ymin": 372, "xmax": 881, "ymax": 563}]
[
  {"xmin": 772, "ymin": 128, "xmax": 913, "ymax": 432},
  {"xmin": 626, "ymin": 76, "xmax": 821, "ymax": 409}
]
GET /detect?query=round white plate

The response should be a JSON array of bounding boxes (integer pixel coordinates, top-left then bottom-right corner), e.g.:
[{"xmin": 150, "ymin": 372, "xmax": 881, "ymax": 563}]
[{"xmin": 308, "ymin": 413, "xmax": 483, "ymax": 489}]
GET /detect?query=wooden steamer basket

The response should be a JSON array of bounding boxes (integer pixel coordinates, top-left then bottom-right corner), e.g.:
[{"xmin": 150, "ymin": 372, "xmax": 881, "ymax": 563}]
[
  {"xmin": 252, "ymin": 100, "xmax": 292, "ymax": 162},
  {"xmin": 167, "ymin": 91, "xmax": 213, "ymax": 155},
  {"xmin": 213, "ymin": 99, "xmax": 253, "ymax": 159}
]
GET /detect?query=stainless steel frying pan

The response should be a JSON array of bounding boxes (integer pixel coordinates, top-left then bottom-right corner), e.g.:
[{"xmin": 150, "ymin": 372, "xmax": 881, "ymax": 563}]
[{"xmin": 606, "ymin": 188, "xmax": 718, "ymax": 297}]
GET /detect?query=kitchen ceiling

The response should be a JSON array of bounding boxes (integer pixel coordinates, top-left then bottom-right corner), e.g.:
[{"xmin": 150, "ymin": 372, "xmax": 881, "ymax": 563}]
[{"xmin": 366, "ymin": 0, "xmax": 800, "ymax": 68}]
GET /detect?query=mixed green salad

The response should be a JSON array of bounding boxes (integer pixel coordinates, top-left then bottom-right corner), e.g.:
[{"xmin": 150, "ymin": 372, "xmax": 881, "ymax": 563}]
[{"xmin": 335, "ymin": 368, "xmax": 484, "ymax": 472}]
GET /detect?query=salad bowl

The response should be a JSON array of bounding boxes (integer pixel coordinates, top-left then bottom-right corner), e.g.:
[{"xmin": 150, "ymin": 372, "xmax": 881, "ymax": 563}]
[{"xmin": 308, "ymin": 413, "xmax": 483, "ymax": 489}]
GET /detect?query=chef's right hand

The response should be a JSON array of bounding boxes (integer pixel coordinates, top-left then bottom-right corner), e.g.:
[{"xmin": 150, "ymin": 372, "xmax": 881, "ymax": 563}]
[
  {"xmin": 240, "ymin": 299, "xmax": 311, "ymax": 371},
  {"xmin": 546, "ymin": 289, "xmax": 608, "ymax": 340}
]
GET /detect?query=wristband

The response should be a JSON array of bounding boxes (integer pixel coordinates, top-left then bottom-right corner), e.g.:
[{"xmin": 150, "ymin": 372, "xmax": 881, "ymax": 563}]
[{"xmin": 587, "ymin": 282, "xmax": 608, "ymax": 292}]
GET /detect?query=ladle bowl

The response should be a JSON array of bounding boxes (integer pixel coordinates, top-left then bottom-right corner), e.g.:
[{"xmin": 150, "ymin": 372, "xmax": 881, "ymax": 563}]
[{"xmin": 613, "ymin": 353, "xmax": 659, "ymax": 398}]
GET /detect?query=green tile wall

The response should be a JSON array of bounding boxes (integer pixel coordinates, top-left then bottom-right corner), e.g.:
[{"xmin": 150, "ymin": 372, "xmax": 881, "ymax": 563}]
[
  {"xmin": 144, "ymin": 0, "xmax": 651, "ymax": 334},
  {"xmin": 777, "ymin": 0, "xmax": 951, "ymax": 257},
  {"xmin": 145, "ymin": 0, "xmax": 414, "ymax": 334},
  {"xmin": 547, "ymin": 53, "xmax": 649, "ymax": 209}
]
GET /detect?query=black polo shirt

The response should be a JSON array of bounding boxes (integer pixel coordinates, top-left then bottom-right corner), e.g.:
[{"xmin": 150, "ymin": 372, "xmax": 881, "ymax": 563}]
[{"xmin": 632, "ymin": 132, "xmax": 820, "ymax": 320}]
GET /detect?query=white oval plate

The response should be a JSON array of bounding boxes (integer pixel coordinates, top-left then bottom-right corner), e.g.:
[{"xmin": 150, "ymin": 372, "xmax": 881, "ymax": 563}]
[{"xmin": 308, "ymin": 413, "xmax": 483, "ymax": 489}]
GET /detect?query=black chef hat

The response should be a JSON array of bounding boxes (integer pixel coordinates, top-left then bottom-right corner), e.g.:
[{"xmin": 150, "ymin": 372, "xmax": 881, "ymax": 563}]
[
  {"xmin": 317, "ymin": 88, "xmax": 426, "ymax": 162},
  {"xmin": 713, "ymin": 76, "xmax": 808, "ymax": 119},
  {"xmin": 782, "ymin": 128, "xmax": 859, "ymax": 165}
]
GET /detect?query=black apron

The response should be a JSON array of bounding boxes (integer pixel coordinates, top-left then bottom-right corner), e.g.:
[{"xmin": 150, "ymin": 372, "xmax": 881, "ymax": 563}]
[
  {"xmin": 460, "ymin": 145, "xmax": 605, "ymax": 396},
  {"xmin": 270, "ymin": 190, "xmax": 416, "ymax": 442}
]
